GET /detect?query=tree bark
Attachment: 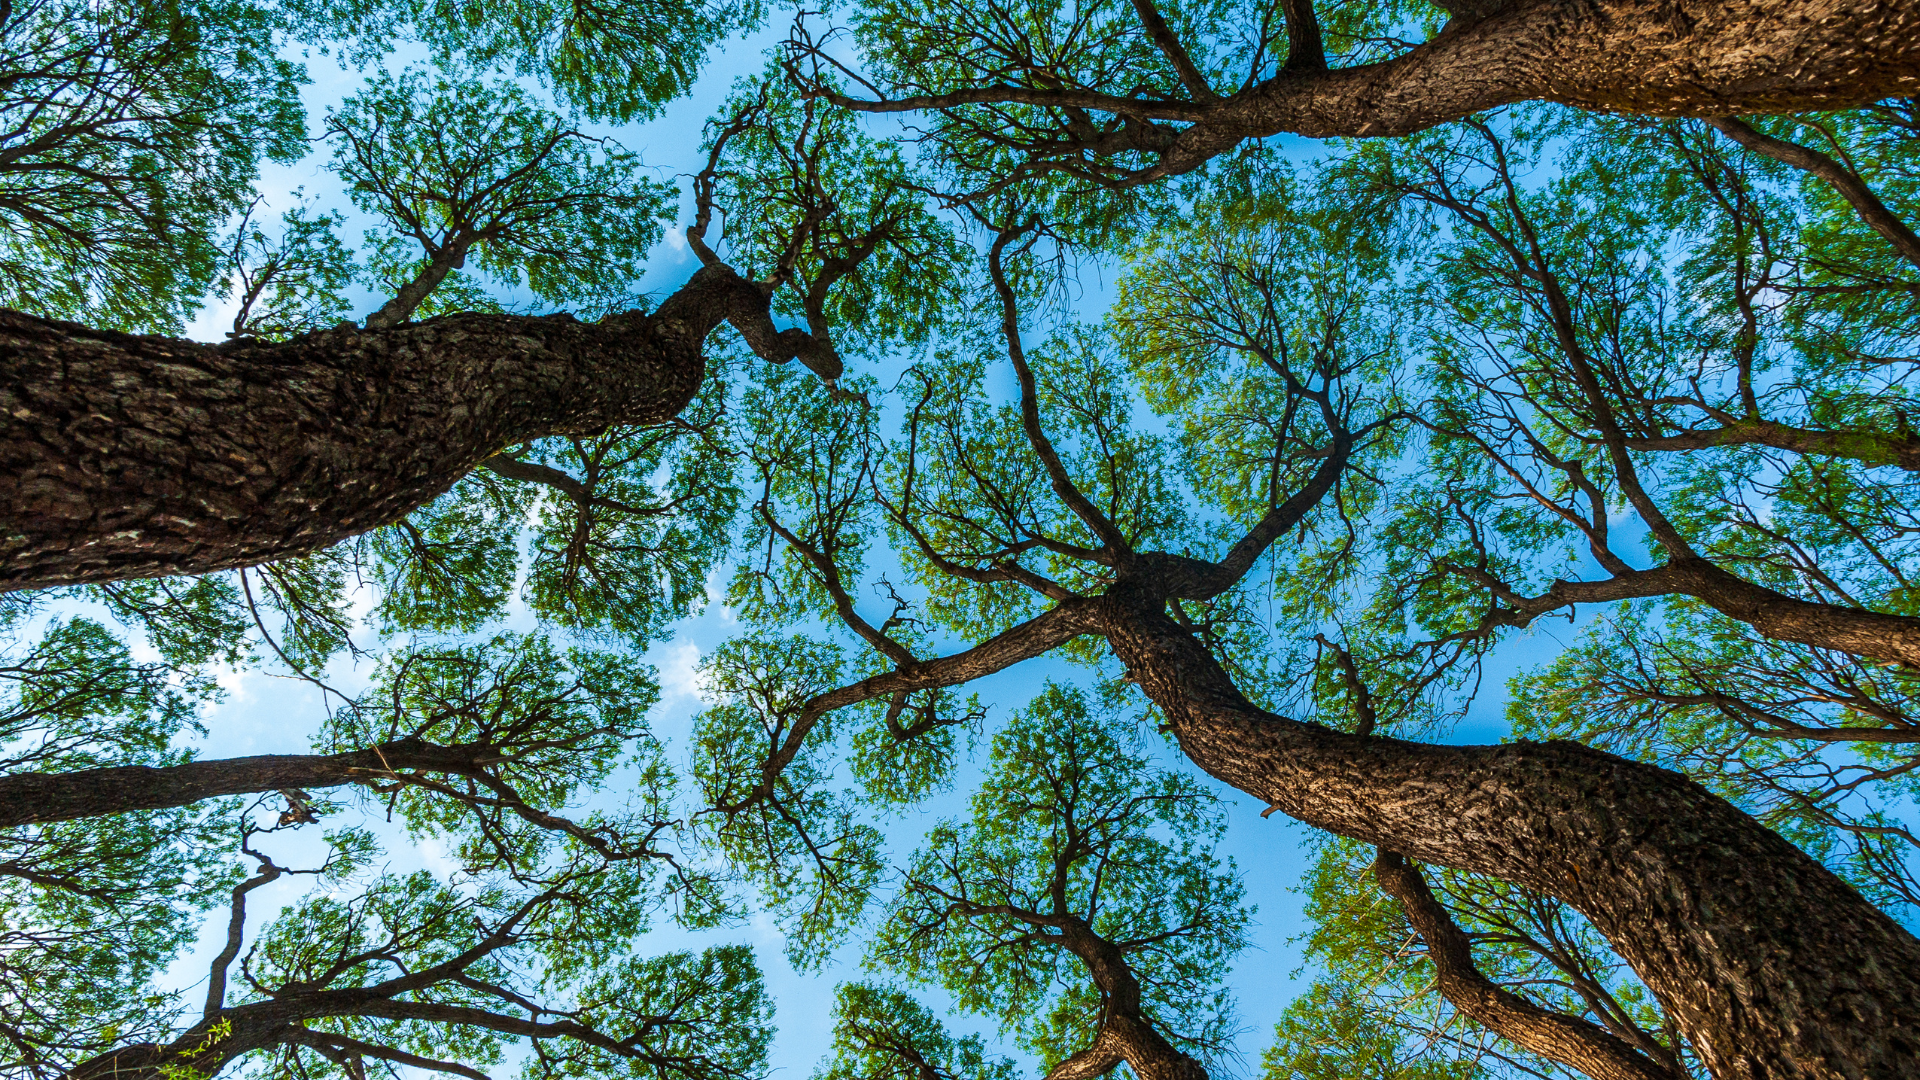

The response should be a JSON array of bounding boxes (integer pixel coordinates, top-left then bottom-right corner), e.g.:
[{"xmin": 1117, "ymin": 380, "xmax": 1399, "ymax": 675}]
[
  {"xmin": 0, "ymin": 737, "xmax": 502, "ymax": 829},
  {"xmin": 1097, "ymin": 587, "xmax": 1920, "ymax": 1080},
  {"xmin": 0, "ymin": 264, "xmax": 788, "ymax": 592},
  {"xmin": 832, "ymin": 0, "xmax": 1920, "ymax": 181},
  {"xmin": 1162, "ymin": 0, "xmax": 1920, "ymax": 174},
  {"xmin": 1051, "ymin": 923, "xmax": 1209, "ymax": 1080}
]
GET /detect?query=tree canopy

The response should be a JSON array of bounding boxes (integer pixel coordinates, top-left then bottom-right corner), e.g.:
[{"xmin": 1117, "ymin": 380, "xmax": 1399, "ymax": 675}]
[{"xmin": 4, "ymin": 2, "xmax": 1920, "ymax": 1080}]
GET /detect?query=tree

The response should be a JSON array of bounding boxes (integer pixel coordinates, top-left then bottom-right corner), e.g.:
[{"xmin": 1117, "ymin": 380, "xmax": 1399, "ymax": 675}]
[
  {"xmin": 0, "ymin": 51, "xmax": 944, "ymax": 593},
  {"xmin": 218, "ymin": 202, "xmax": 360, "ymax": 340},
  {"xmin": 1, "ymin": 618, "xmax": 777, "ymax": 1080},
  {"xmin": 794, "ymin": 0, "xmax": 1920, "ymax": 186},
  {"xmin": 9, "ymin": 4, "xmax": 1920, "ymax": 1079},
  {"xmin": 690, "ymin": 191, "xmax": 1920, "ymax": 1076},
  {"xmin": 867, "ymin": 684, "xmax": 1247, "ymax": 1080}
]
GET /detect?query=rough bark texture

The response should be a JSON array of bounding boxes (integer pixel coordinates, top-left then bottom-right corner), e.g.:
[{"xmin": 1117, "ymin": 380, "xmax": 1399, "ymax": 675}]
[
  {"xmin": 832, "ymin": 0, "xmax": 1920, "ymax": 181},
  {"xmin": 0, "ymin": 264, "xmax": 784, "ymax": 592},
  {"xmin": 1372, "ymin": 851, "xmax": 1683, "ymax": 1080},
  {"xmin": 1096, "ymin": 587, "xmax": 1920, "ymax": 1080},
  {"xmin": 0, "ymin": 737, "xmax": 502, "ymax": 829},
  {"xmin": 1162, "ymin": 0, "xmax": 1920, "ymax": 175}
]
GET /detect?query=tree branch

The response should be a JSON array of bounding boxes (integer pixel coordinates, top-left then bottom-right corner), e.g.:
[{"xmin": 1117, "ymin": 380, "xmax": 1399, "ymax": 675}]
[
  {"xmin": 0, "ymin": 738, "xmax": 504, "ymax": 829},
  {"xmin": 1372, "ymin": 851, "xmax": 1681, "ymax": 1080},
  {"xmin": 1708, "ymin": 116, "xmax": 1920, "ymax": 271}
]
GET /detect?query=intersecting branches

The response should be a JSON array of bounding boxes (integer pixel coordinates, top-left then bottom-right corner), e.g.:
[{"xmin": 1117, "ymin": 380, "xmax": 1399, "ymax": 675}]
[
  {"xmin": 1363, "ymin": 117, "xmax": 1920, "ymax": 668},
  {"xmin": 691, "ymin": 74, "xmax": 967, "ymax": 387},
  {"xmin": 786, "ymin": 0, "xmax": 1920, "ymax": 191},
  {"xmin": 71, "ymin": 843, "xmax": 771, "ymax": 1080}
]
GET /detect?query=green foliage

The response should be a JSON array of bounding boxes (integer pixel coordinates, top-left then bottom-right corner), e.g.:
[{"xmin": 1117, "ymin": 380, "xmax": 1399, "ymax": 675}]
[
  {"xmin": 359, "ymin": 231, "xmax": 514, "ymax": 318},
  {"xmin": 730, "ymin": 361, "xmax": 885, "ymax": 628},
  {"xmin": 220, "ymin": 201, "xmax": 359, "ymax": 338},
  {"xmin": 880, "ymin": 322, "xmax": 1190, "ymax": 643},
  {"xmin": 691, "ymin": 633, "xmax": 885, "ymax": 966},
  {"xmin": 322, "ymin": 632, "xmax": 667, "ymax": 866},
  {"xmin": 840, "ymin": 0, "xmax": 1224, "ymax": 228},
  {"xmin": 0, "ymin": 614, "xmax": 237, "ymax": 1076},
  {"xmin": 1, "ymin": 616, "xmax": 211, "ymax": 772},
  {"xmin": 79, "ymin": 575, "xmax": 254, "ymax": 672},
  {"xmin": 289, "ymin": 0, "xmax": 762, "ymax": 122},
  {"xmin": 16, "ymin": 3, "xmax": 1920, "ymax": 1075},
  {"xmin": 814, "ymin": 983, "xmax": 1020, "ymax": 1080},
  {"xmin": 1264, "ymin": 982, "xmax": 1480, "ymax": 1080},
  {"xmin": 0, "ymin": 0, "xmax": 307, "ymax": 331},
  {"xmin": 1284, "ymin": 837, "xmax": 1683, "ymax": 1080},
  {"xmin": 247, "ymin": 867, "xmax": 774, "ymax": 1080},
  {"xmin": 706, "ymin": 68, "xmax": 971, "ymax": 363},
  {"xmin": 1509, "ymin": 598, "xmax": 1920, "ymax": 911},
  {"xmin": 872, "ymin": 683, "xmax": 1249, "ymax": 1069},
  {"xmin": 328, "ymin": 67, "xmax": 676, "ymax": 314},
  {"xmin": 0, "ymin": 803, "xmax": 239, "ymax": 1077},
  {"xmin": 361, "ymin": 470, "xmax": 530, "ymax": 636},
  {"xmin": 519, "ymin": 408, "xmax": 742, "ymax": 645}
]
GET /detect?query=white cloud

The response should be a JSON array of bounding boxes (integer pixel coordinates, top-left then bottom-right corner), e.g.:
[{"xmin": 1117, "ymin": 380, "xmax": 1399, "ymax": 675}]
[{"xmin": 655, "ymin": 639, "xmax": 707, "ymax": 708}]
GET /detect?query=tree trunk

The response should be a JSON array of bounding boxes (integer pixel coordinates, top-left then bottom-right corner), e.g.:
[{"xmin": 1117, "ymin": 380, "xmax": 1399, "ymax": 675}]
[
  {"xmin": 363, "ymin": 237, "xmax": 471, "ymax": 330},
  {"xmin": 1051, "ymin": 921, "xmax": 1209, "ymax": 1080},
  {"xmin": 1098, "ymin": 588, "xmax": 1920, "ymax": 1080},
  {"xmin": 0, "ymin": 737, "xmax": 503, "ymax": 829},
  {"xmin": 0, "ymin": 265, "xmax": 779, "ymax": 592}
]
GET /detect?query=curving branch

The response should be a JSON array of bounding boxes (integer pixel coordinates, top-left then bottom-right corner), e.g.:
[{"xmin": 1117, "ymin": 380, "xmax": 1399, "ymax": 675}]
[
  {"xmin": 1618, "ymin": 417, "xmax": 1920, "ymax": 472},
  {"xmin": 708, "ymin": 597, "xmax": 1104, "ymax": 813},
  {"xmin": 278, "ymin": 1028, "xmax": 492, "ymax": 1080},
  {"xmin": 1372, "ymin": 851, "xmax": 1683, "ymax": 1080},
  {"xmin": 805, "ymin": 0, "xmax": 1920, "ymax": 185},
  {"xmin": 1707, "ymin": 116, "xmax": 1920, "ymax": 271},
  {"xmin": 1124, "ymin": 0, "xmax": 1217, "ymax": 99}
]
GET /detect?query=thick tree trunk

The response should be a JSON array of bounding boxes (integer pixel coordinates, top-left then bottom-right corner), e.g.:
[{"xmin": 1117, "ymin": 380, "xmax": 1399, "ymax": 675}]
[
  {"xmin": 1098, "ymin": 589, "xmax": 1920, "ymax": 1080},
  {"xmin": 0, "ymin": 737, "xmax": 502, "ymax": 829},
  {"xmin": 0, "ymin": 265, "xmax": 778, "ymax": 592}
]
